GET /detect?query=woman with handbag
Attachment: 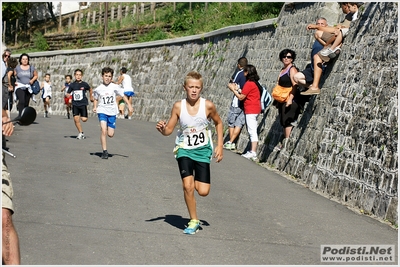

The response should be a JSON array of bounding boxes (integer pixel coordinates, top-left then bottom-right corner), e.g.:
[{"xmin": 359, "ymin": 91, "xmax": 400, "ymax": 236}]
[
  {"xmin": 14, "ymin": 53, "xmax": 38, "ymax": 117},
  {"xmin": 272, "ymin": 49, "xmax": 303, "ymax": 151},
  {"xmin": 228, "ymin": 64, "xmax": 261, "ymax": 161}
]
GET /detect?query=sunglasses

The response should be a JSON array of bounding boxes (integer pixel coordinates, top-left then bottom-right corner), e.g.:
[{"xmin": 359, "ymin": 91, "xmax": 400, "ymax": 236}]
[
  {"xmin": 4, "ymin": 54, "xmax": 10, "ymax": 58},
  {"xmin": 282, "ymin": 55, "xmax": 293, "ymax": 59}
]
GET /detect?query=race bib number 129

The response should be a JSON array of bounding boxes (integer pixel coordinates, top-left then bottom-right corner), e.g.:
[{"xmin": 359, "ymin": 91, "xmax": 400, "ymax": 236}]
[{"xmin": 182, "ymin": 128, "xmax": 208, "ymax": 149}]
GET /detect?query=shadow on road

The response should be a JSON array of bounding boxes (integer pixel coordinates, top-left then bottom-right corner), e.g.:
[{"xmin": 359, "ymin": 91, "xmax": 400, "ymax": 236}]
[
  {"xmin": 90, "ymin": 152, "xmax": 129, "ymax": 158},
  {"xmin": 146, "ymin": 214, "xmax": 209, "ymax": 231}
]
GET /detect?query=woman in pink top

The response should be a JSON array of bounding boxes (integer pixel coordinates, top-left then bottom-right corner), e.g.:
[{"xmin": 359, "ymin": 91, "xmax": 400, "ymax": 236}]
[{"xmin": 228, "ymin": 64, "xmax": 261, "ymax": 161}]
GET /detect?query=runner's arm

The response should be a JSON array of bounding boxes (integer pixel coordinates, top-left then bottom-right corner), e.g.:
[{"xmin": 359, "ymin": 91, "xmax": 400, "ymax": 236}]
[
  {"xmin": 156, "ymin": 101, "xmax": 180, "ymax": 136},
  {"xmin": 206, "ymin": 100, "xmax": 223, "ymax": 163}
]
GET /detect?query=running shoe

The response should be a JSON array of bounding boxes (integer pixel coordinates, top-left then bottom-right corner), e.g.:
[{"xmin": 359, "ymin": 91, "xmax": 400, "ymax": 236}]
[
  {"xmin": 76, "ymin": 132, "xmax": 86, "ymax": 140},
  {"xmin": 101, "ymin": 150, "xmax": 108, "ymax": 159},
  {"xmin": 67, "ymin": 112, "xmax": 70, "ymax": 119},
  {"xmin": 223, "ymin": 141, "xmax": 232, "ymax": 150},
  {"xmin": 241, "ymin": 151, "xmax": 258, "ymax": 161},
  {"xmin": 183, "ymin": 219, "xmax": 200, "ymax": 235}
]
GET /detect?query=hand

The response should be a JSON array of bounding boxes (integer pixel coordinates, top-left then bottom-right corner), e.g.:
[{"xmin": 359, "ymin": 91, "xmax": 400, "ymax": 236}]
[
  {"xmin": 227, "ymin": 83, "xmax": 238, "ymax": 92},
  {"xmin": 214, "ymin": 146, "xmax": 223, "ymax": 163},
  {"xmin": 307, "ymin": 24, "xmax": 315, "ymax": 30},
  {"xmin": 2, "ymin": 116, "xmax": 14, "ymax": 137},
  {"xmin": 334, "ymin": 29, "xmax": 340, "ymax": 36},
  {"xmin": 156, "ymin": 120, "xmax": 167, "ymax": 133},
  {"xmin": 93, "ymin": 108, "xmax": 97, "ymax": 113}
]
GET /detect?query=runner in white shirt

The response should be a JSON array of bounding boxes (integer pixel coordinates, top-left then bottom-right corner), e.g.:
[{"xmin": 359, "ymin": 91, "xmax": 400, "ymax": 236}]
[
  {"xmin": 93, "ymin": 67, "xmax": 133, "ymax": 159},
  {"xmin": 115, "ymin": 67, "xmax": 135, "ymax": 119},
  {"xmin": 40, "ymin": 73, "xmax": 52, "ymax": 117}
]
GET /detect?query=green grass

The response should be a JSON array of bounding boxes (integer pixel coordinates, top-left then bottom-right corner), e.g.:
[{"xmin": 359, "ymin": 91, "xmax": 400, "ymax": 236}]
[{"xmin": 12, "ymin": 2, "xmax": 283, "ymax": 53}]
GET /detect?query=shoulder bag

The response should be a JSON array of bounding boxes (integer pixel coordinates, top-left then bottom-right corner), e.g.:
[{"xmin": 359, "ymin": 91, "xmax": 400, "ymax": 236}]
[{"xmin": 30, "ymin": 66, "xmax": 40, "ymax": 95}]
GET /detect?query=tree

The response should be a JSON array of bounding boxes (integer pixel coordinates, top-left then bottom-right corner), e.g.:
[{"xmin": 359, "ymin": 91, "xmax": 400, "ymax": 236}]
[
  {"xmin": 2, "ymin": 2, "xmax": 57, "ymax": 22},
  {"xmin": 46, "ymin": 2, "xmax": 58, "ymax": 25},
  {"xmin": 1, "ymin": 2, "xmax": 32, "ymax": 21}
]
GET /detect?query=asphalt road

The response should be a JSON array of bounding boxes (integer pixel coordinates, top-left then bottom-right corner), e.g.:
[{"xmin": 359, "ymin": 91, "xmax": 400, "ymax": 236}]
[{"xmin": 4, "ymin": 112, "xmax": 398, "ymax": 265}]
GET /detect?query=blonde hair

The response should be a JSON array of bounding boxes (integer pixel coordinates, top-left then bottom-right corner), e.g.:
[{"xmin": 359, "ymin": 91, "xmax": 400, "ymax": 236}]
[{"xmin": 184, "ymin": 71, "xmax": 203, "ymax": 87}]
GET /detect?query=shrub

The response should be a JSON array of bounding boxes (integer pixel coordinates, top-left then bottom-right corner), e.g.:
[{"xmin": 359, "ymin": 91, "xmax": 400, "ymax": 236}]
[{"xmin": 33, "ymin": 31, "xmax": 49, "ymax": 51}]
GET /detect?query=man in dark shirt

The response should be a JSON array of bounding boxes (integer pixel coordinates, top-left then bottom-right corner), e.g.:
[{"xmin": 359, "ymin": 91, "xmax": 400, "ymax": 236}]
[{"xmin": 224, "ymin": 57, "xmax": 247, "ymax": 151}]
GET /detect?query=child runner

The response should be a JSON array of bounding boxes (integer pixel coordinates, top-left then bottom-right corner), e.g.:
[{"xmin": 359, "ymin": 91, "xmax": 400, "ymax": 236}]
[
  {"xmin": 61, "ymin": 75, "xmax": 72, "ymax": 119},
  {"xmin": 66, "ymin": 69, "xmax": 93, "ymax": 139},
  {"xmin": 156, "ymin": 71, "xmax": 223, "ymax": 235},
  {"xmin": 115, "ymin": 67, "xmax": 135, "ymax": 120},
  {"xmin": 93, "ymin": 67, "xmax": 133, "ymax": 159},
  {"xmin": 40, "ymin": 73, "xmax": 52, "ymax": 118}
]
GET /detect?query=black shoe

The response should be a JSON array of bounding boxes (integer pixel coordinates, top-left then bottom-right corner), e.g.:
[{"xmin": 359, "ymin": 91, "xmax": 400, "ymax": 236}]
[
  {"xmin": 101, "ymin": 150, "xmax": 108, "ymax": 159},
  {"xmin": 67, "ymin": 113, "xmax": 70, "ymax": 119}
]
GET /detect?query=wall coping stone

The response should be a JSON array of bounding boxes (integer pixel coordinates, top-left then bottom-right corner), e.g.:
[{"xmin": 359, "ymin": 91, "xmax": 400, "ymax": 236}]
[{"xmin": 14, "ymin": 18, "xmax": 277, "ymax": 58}]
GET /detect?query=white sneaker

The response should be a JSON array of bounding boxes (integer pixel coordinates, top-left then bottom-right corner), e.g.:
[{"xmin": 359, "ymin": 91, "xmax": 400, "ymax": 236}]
[
  {"xmin": 241, "ymin": 151, "xmax": 258, "ymax": 161},
  {"xmin": 128, "ymin": 116, "xmax": 132, "ymax": 120},
  {"xmin": 320, "ymin": 47, "xmax": 334, "ymax": 56},
  {"xmin": 76, "ymin": 132, "xmax": 86, "ymax": 140},
  {"xmin": 48, "ymin": 107, "xmax": 52, "ymax": 114},
  {"xmin": 223, "ymin": 141, "xmax": 232, "ymax": 150}
]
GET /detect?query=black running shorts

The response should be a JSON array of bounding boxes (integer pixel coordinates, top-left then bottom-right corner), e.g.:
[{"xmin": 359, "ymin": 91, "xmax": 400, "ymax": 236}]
[
  {"xmin": 177, "ymin": 156, "xmax": 211, "ymax": 184},
  {"xmin": 72, "ymin": 105, "xmax": 88, "ymax": 118}
]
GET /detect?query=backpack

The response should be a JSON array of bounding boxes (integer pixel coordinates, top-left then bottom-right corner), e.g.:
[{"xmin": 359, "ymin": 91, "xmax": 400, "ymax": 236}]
[
  {"xmin": 29, "ymin": 66, "xmax": 40, "ymax": 95},
  {"xmin": 256, "ymin": 81, "xmax": 272, "ymax": 112}
]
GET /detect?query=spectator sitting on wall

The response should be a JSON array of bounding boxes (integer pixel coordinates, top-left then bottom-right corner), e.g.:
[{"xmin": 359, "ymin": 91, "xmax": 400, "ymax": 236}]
[
  {"xmin": 317, "ymin": 2, "xmax": 362, "ymax": 60},
  {"xmin": 298, "ymin": 2, "xmax": 360, "ymax": 95},
  {"xmin": 293, "ymin": 17, "xmax": 329, "ymax": 94}
]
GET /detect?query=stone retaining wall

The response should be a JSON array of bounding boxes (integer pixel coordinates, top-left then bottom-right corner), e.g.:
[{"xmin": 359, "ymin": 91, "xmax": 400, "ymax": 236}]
[{"xmin": 13, "ymin": 2, "xmax": 398, "ymax": 225}]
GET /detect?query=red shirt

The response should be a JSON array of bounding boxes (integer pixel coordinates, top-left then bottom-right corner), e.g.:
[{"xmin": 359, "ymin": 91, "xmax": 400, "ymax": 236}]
[{"xmin": 241, "ymin": 80, "xmax": 261, "ymax": 114}]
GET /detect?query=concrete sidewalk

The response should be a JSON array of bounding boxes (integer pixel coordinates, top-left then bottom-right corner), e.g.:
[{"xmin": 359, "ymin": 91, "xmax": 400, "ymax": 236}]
[{"xmin": 5, "ymin": 114, "xmax": 397, "ymax": 265}]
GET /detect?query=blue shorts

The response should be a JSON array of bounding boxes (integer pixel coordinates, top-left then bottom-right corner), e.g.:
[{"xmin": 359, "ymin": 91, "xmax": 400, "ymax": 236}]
[
  {"xmin": 98, "ymin": 113, "xmax": 116, "ymax": 129},
  {"xmin": 124, "ymin": 91, "xmax": 135, "ymax": 97}
]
